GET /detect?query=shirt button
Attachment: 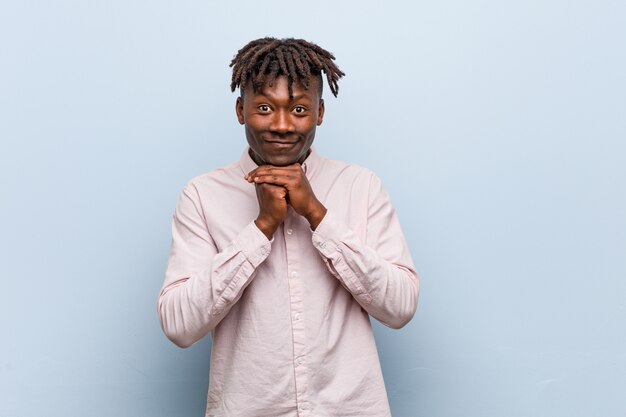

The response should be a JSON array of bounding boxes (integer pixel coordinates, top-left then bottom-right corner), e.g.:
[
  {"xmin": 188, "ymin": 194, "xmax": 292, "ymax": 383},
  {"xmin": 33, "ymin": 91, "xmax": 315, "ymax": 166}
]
[
  {"xmin": 319, "ymin": 242, "xmax": 326, "ymax": 248},
  {"xmin": 296, "ymin": 356, "xmax": 305, "ymax": 366},
  {"xmin": 287, "ymin": 228, "xmax": 293, "ymax": 235},
  {"xmin": 294, "ymin": 313, "xmax": 301, "ymax": 321},
  {"xmin": 299, "ymin": 403, "xmax": 307, "ymax": 411},
  {"xmin": 290, "ymin": 271, "xmax": 298, "ymax": 279}
]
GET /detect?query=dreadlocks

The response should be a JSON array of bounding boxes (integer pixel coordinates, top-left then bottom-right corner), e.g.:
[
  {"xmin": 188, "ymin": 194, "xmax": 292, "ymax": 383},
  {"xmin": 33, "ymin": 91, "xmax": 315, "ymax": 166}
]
[{"xmin": 230, "ymin": 37, "xmax": 345, "ymax": 98}]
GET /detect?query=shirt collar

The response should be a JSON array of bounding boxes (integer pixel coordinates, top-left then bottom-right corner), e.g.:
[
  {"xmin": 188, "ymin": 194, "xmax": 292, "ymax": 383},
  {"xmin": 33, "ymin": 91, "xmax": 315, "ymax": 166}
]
[{"xmin": 239, "ymin": 146, "xmax": 321, "ymax": 179}]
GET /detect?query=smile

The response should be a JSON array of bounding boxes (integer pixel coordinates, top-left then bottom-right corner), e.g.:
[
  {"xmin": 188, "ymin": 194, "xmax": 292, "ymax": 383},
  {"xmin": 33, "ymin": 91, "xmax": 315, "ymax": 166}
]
[{"xmin": 265, "ymin": 141, "xmax": 298, "ymax": 148}]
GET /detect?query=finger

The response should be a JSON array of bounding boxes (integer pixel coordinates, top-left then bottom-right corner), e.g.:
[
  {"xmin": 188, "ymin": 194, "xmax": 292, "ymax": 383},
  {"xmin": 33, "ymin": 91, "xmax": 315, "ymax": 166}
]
[
  {"xmin": 256, "ymin": 182, "xmax": 288, "ymax": 198},
  {"xmin": 248, "ymin": 165, "xmax": 302, "ymax": 179},
  {"xmin": 255, "ymin": 182, "xmax": 285, "ymax": 190},
  {"xmin": 250, "ymin": 171, "xmax": 303, "ymax": 185},
  {"xmin": 252, "ymin": 174, "xmax": 296, "ymax": 186},
  {"xmin": 247, "ymin": 166, "xmax": 276, "ymax": 178},
  {"xmin": 245, "ymin": 167, "xmax": 266, "ymax": 181},
  {"xmin": 250, "ymin": 168, "xmax": 297, "ymax": 181},
  {"xmin": 246, "ymin": 167, "xmax": 304, "ymax": 185}
]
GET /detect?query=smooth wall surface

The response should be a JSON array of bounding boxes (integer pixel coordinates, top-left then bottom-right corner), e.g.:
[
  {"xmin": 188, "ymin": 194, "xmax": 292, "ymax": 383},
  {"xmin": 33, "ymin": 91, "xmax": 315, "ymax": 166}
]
[{"xmin": 1, "ymin": 1, "xmax": 625, "ymax": 416}]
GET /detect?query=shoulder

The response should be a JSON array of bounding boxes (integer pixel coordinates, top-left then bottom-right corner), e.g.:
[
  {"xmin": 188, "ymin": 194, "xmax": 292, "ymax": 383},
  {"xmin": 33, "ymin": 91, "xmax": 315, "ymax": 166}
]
[
  {"xmin": 317, "ymin": 154, "xmax": 381, "ymax": 186},
  {"xmin": 180, "ymin": 160, "xmax": 243, "ymax": 198}
]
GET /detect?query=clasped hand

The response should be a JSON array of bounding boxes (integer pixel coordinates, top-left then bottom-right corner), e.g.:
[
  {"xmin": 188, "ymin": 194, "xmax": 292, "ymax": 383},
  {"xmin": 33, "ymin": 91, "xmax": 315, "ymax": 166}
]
[{"xmin": 245, "ymin": 164, "xmax": 326, "ymax": 239}]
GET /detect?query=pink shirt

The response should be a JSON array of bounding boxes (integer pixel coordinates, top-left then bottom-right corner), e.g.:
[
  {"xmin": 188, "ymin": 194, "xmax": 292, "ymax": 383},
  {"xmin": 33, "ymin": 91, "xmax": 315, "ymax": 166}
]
[{"xmin": 158, "ymin": 147, "xmax": 419, "ymax": 417}]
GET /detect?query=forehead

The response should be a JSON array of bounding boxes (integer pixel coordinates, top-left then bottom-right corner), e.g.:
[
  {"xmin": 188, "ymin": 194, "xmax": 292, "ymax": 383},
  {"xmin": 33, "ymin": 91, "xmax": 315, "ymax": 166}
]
[{"xmin": 243, "ymin": 75, "xmax": 321, "ymax": 101}]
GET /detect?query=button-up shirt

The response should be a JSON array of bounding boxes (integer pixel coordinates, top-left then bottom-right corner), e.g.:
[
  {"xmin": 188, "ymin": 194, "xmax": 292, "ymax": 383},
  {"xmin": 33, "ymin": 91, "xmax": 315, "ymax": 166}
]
[{"xmin": 158, "ymin": 147, "xmax": 419, "ymax": 417}]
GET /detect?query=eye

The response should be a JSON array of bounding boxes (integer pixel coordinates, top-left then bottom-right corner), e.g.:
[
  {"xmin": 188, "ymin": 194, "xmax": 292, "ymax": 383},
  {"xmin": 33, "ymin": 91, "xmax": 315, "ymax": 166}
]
[
  {"xmin": 258, "ymin": 105, "xmax": 271, "ymax": 113},
  {"xmin": 293, "ymin": 106, "xmax": 307, "ymax": 114}
]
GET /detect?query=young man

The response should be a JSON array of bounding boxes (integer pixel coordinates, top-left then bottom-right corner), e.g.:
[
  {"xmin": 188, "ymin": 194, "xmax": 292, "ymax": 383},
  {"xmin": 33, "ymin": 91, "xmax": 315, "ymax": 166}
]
[{"xmin": 158, "ymin": 37, "xmax": 419, "ymax": 417}]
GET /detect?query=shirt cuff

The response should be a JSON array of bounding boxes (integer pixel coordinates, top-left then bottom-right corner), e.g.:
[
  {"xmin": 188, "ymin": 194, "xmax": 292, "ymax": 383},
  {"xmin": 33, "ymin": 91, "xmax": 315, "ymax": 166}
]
[
  {"xmin": 311, "ymin": 210, "xmax": 373, "ymax": 305},
  {"xmin": 311, "ymin": 210, "xmax": 347, "ymax": 256},
  {"xmin": 233, "ymin": 220, "xmax": 272, "ymax": 268}
]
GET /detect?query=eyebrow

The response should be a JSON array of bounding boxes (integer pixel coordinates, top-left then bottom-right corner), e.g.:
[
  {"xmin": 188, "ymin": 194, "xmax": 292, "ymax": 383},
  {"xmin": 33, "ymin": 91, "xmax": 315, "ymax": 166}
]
[{"xmin": 254, "ymin": 93, "xmax": 312, "ymax": 102}]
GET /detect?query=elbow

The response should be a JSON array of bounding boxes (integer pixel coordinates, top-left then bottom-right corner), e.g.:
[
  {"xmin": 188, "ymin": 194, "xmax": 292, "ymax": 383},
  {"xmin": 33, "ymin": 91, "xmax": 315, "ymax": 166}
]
[
  {"xmin": 157, "ymin": 298, "xmax": 210, "ymax": 349},
  {"xmin": 382, "ymin": 307, "xmax": 416, "ymax": 329},
  {"xmin": 381, "ymin": 277, "xmax": 419, "ymax": 330},
  {"xmin": 165, "ymin": 330, "xmax": 197, "ymax": 349},
  {"xmin": 388, "ymin": 315, "xmax": 413, "ymax": 330},
  {"xmin": 159, "ymin": 317, "xmax": 205, "ymax": 349}
]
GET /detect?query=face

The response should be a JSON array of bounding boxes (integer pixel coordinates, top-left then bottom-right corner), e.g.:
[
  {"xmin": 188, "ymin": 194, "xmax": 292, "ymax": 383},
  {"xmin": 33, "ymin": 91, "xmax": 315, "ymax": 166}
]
[{"xmin": 236, "ymin": 75, "xmax": 325, "ymax": 166}]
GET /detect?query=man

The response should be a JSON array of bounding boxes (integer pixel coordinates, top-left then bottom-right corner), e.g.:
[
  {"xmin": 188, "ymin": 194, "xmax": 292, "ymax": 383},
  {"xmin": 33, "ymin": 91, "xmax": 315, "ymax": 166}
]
[{"xmin": 158, "ymin": 37, "xmax": 419, "ymax": 417}]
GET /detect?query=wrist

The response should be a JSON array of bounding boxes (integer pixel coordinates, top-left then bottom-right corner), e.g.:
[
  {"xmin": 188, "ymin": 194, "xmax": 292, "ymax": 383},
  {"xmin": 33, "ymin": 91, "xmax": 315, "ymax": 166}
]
[
  {"xmin": 305, "ymin": 203, "xmax": 327, "ymax": 231},
  {"xmin": 254, "ymin": 217, "xmax": 279, "ymax": 240}
]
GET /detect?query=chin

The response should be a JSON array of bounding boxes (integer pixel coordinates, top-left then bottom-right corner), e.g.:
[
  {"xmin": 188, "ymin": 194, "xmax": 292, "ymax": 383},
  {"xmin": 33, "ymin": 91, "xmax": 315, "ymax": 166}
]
[
  {"xmin": 265, "ymin": 156, "xmax": 299, "ymax": 166},
  {"xmin": 259, "ymin": 149, "xmax": 307, "ymax": 166},
  {"xmin": 250, "ymin": 142, "xmax": 311, "ymax": 166}
]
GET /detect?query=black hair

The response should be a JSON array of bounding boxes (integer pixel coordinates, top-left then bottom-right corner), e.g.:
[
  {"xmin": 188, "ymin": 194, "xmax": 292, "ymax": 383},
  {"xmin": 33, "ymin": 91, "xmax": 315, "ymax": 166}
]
[{"xmin": 230, "ymin": 37, "xmax": 345, "ymax": 98}]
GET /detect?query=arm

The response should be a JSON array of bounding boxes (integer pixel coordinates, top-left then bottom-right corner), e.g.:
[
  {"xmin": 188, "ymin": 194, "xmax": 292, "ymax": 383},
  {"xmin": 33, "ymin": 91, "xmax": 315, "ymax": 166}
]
[
  {"xmin": 246, "ymin": 165, "xmax": 419, "ymax": 329},
  {"xmin": 311, "ymin": 174, "xmax": 419, "ymax": 329},
  {"xmin": 157, "ymin": 183, "xmax": 271, "ymax": 348}
]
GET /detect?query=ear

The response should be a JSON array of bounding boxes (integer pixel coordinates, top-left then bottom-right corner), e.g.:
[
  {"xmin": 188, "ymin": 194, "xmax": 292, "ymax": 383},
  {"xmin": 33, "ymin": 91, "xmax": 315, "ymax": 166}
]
[
  {"xmin": 236, "ymin": 96, "xmax": 245, "ymax": 125},
  {"xmin": 316, "ymin": 98, "xmax": 325, "ymax": 126}
]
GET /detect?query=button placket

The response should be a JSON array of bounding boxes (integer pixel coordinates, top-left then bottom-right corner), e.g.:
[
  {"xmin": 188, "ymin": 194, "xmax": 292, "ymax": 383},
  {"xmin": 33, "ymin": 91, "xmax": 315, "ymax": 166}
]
[{"xmin": 284, "ymin": 215, "xmax": 309, "ymax": 415}]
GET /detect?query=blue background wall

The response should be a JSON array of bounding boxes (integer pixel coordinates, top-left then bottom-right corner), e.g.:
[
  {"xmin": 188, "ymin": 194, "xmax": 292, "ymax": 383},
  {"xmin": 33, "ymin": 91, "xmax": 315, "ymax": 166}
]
[{"xmin": 1, "ymin": 0, "xmax": 625, "ymax": 416}]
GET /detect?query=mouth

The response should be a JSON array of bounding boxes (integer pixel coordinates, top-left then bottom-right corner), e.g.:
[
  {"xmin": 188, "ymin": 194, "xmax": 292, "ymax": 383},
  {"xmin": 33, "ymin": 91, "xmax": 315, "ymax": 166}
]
[{"xmin": 264, "ymin": 139, "xmax": 299, "ymax": 148}]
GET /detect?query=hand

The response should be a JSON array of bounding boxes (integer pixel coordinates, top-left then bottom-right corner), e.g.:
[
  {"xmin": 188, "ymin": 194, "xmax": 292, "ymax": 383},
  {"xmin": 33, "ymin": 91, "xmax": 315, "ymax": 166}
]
[
  {"xmin": 245, "ymin": 164, "xmax": 327, "ymax": 230},
  {"xmin": 253, "ymin": 182, "xmax": 289, "ymax": 240}
]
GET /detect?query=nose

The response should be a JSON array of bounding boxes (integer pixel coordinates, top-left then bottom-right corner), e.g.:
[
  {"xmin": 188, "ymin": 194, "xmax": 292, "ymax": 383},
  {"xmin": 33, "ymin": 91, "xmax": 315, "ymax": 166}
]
[{"xmin": 269, "ymin": 109, "xmax": 295, "ymax": 134}]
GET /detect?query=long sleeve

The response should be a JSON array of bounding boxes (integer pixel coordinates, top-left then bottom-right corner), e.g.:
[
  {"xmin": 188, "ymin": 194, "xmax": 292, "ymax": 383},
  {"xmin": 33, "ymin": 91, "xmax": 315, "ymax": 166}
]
[
  {"xmin": 157, "ymin": 183, "xmax": 271, "ymax": 348},
  {"xmin": 311, "ymin": 174, "xmax": 419, "ymax": 329}
]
